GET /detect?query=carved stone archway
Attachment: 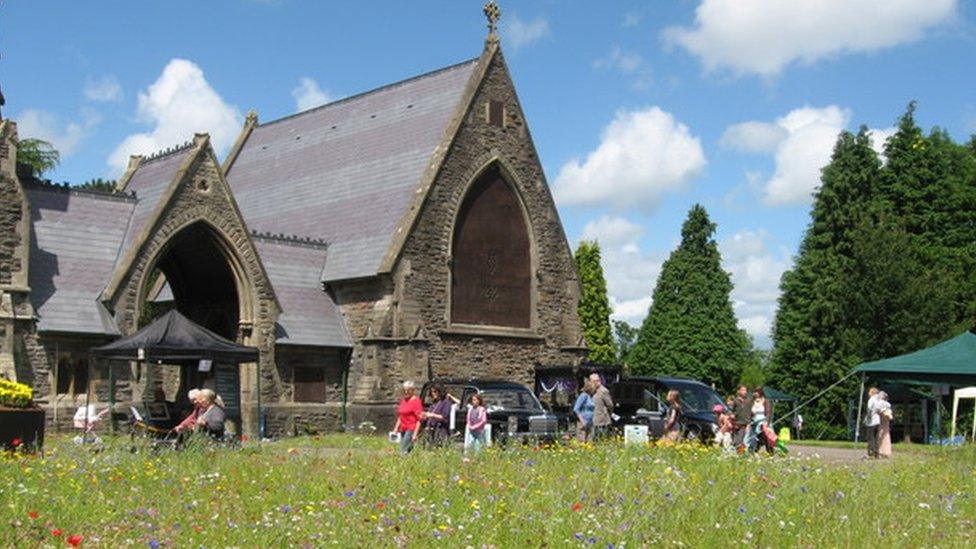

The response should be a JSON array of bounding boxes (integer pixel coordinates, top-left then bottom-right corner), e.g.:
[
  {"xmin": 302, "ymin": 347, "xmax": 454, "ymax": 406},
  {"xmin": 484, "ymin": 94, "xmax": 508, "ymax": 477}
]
[{"xmin": 102, "ymin": 139, "xmax": 279, "ymax": 435}]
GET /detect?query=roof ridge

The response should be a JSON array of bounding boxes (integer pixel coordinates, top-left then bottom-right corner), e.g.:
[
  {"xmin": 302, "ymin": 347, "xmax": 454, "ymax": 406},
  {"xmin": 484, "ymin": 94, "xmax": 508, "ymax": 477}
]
[
  {"xmin": 258, "ymin": 56, "xmax": 480, "ymax": 129},
  {"xmin": 140, "ymin": 140, "xmax": 195, "ymax": 164},
  {"xmin": 22, "ymin": 179, "xmax": 137, "ymax": 201},
  {"xmin": 250, "ymin": 229, "xmax": 329, "ymax": 250}
]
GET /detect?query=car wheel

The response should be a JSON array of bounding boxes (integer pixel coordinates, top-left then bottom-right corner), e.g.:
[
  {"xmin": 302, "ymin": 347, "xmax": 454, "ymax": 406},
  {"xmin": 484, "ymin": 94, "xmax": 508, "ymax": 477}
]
[{"xmin": 685, "ymin": 425, "xmax": 701, "ymax": 442}]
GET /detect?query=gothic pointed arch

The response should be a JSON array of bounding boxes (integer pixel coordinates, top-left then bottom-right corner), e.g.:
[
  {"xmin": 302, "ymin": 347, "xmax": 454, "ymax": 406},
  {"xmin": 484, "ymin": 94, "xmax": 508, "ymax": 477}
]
[{"xmin": 449, "ymin": 161, "xmax": 532, "ymax": 328}]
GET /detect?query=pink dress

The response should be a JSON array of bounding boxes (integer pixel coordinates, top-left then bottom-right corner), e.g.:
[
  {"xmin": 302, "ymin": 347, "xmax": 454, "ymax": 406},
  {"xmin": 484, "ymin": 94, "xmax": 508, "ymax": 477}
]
[{"xmin": 877, "ymin": 403, "xmax": 892, "ymax": 458}]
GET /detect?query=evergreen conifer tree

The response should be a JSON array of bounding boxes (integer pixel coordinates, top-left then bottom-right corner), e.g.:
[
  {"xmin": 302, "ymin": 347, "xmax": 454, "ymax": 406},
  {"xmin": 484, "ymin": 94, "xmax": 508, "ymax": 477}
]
[
  {"xmin": 628, "ymin": 204, "xmax": 752, "ymax": 391},
  {"xmin": 573, "ymin": 240, "xmax": 617, "ymax": 364},
  {"xmin": 768, "ymin": 129, "xmax": 884, "ymax": 437}
]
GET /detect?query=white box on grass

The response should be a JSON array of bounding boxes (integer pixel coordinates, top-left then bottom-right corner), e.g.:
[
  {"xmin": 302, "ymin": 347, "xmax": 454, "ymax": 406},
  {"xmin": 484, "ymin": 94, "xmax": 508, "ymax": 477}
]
[{"xmin": 624, "ymin": 424, "xmax": 648, "ymax": 445}]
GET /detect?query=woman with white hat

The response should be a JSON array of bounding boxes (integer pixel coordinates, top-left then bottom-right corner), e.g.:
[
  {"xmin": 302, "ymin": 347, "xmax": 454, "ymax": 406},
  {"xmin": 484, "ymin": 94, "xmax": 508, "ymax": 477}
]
[{"xmin": 392, "ymin": 380, "xmax": 424, "ymax": 454}]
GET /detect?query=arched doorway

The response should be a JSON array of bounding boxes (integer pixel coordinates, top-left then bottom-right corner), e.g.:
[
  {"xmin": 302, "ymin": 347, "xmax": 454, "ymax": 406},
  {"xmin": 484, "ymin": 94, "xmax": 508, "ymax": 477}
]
[
  {"xmin": 137, "ymin": 222, "xmax": 250, "ymax": 428},
  {"xmin": 450, "ymin": 164, "xmax": 532, "ymax": 328}
]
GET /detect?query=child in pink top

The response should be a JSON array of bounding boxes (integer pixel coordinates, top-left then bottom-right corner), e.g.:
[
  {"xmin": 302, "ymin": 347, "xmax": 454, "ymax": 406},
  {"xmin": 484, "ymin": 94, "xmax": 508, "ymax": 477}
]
[{"xmin": 465, "ymin": 393, "xmax": 488, "ymax": 454}]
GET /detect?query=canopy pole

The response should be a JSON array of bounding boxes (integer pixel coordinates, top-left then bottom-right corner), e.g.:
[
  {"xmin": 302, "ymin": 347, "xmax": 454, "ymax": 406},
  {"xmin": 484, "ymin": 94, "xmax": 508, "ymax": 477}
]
[
  {"xmin": 83, "ymin": 356, "xmax": 93, "ymax": 442},
  {"xmin": 256, "ymin": 360, "xmax": 263, "ymax": 440},
  {"xmin": 108, "ymin": 359, "xmax": 116, "ymax": 435},
  {"xmin": 854, "ymin": 373, "xmax": 865, "ymax": 442}
]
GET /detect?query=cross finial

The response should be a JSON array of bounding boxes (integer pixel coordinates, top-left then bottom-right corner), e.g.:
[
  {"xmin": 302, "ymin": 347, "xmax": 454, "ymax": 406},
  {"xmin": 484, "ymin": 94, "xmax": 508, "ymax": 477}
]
[{"xmin": 483, "ymin": 1, "xmax": 501, "ymax": 44}]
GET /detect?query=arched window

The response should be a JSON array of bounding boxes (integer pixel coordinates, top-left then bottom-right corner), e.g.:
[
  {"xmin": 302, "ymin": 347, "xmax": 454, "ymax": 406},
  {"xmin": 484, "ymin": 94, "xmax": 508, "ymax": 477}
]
[{"xmin": 451, "ymin": 166, "xmax": 531, "ymax": 328}]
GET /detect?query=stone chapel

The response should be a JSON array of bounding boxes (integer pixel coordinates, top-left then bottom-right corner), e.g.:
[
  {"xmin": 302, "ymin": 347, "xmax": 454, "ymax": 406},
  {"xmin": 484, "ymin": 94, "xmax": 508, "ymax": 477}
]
[{"xmin": 0, "ymin": 23, "xmax": 586, "ymax": 436}]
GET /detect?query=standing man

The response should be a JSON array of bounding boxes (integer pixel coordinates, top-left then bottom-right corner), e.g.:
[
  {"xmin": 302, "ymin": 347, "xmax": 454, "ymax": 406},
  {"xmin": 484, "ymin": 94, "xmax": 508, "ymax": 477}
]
[
  {"xmin": 864, "ymin": 387, "xmax": 880, "ymax": 459},
  {"xmin": 731, "ymin": 385, "xmax": 752, "ymax": 450},
  {"xmin": 589, "ymin": 373, "xmax": 614, "ymax": 441}
]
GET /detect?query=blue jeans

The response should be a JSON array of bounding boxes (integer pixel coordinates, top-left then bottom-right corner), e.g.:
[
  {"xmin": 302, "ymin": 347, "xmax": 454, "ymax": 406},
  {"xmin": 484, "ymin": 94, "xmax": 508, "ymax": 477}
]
[
  {"xmin": 465, "ymin": 429, "xmax": 486, "ymax": 453},
  {"xmin": 398, "ymin": 430, "xmax": 414, "ymax": 454}
]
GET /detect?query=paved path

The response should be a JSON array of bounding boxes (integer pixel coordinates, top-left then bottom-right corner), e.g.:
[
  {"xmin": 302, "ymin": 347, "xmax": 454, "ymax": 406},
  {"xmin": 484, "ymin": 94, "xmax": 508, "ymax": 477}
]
[{"xmin": 789, "ymin": 443, "xmax": 874, "ymax": 462}]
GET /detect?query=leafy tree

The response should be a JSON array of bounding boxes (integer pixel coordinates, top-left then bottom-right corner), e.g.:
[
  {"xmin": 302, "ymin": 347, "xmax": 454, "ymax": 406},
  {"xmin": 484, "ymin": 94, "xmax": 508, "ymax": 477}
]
[
  {"xmin": 770, "ymin": 107, "xmax": 975, "ymax": 438},
  {"xmin": 768, "ymin": 128, "xmax": 885, "ymax": 438},
  {"xmin": 78, "ymin": 178, "xmax": 118, "ymax": 192},
  {"xmin": 879, "ymin": 104, "xmax": 976, "ymax": 329},
  {"xmin": 573, "ymin": 240, "xmax": 616, "ymax": 364},
  {"xmin": 613, "ymin": 320, "xmax": 638, "ymax": 365},
  {"xmin": 15, "ymin": 138, "xmax": 59, "ymax": 180},
  {"xmin": 628, "ymin": 204, "xmax": 752, "ymax": 391}
]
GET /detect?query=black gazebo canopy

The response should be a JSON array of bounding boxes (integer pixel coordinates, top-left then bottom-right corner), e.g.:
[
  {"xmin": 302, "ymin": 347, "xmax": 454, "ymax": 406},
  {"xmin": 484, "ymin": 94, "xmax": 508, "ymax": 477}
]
[{"xmin": 92, "ymin": 309, "xmax": 259, "ymax": 363}]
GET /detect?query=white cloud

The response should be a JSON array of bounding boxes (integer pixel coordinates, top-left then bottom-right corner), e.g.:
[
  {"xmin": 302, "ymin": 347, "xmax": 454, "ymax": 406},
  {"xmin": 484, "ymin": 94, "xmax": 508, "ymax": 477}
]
[
  {"xmin": 580, "ymin": 215, "xmax": 663, "ymax": 326},
  {"xmin": 593, "ymin": 46, "xmax": 653, "ymax": 89},
  {"xmin": 505, "ymin": 14, "xmax": 551, "ymax": 50},
  {"xmin": 719, "ymin": 121, "xmax": 787, "ymax": 154},
  {"xmin": 83, "ymin": 75, "xmax": 123, "ymax": 102},
  {"xmin": 593, "ymin": 47, "xmax": 646, "ymax": 74},
  {"xmin": 764, "ymin": 106, "xmax": 850, "ymax": 205},
  {"xmin": 554, "ymin": 107, "xmax": 706, "ymax": 211},
  {"xmin": 720, "ymin": 229, "xmax": 792, "ymax": 347},
  {"xmin": 108, "ymin": 59, "xmax": 241, "ymax": 173},
  {"xmin": 664, "ymin": 0, "xmax": 957, "ymax": 77},
  {"xmin": 291, "ymin": 77, "xmax": 333, "ymax": 112},
  {"xmin": 16, "ymin": 108, "xmax": 99, "ymax": 156}
]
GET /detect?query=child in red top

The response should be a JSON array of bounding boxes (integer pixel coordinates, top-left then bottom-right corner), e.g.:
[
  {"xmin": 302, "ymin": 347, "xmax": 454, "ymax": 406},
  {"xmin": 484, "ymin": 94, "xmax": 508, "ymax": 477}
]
[{"xmin": 392, "ymin": 381, "xmax": 424, "ymax": 454}]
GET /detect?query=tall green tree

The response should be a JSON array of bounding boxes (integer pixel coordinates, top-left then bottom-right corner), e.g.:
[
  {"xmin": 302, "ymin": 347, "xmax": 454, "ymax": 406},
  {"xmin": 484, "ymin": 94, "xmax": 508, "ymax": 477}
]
[
  {"xmin": 768, "ymin": 128, "xmax": 885, "ymax": 438},
  {"xmin": 879, "ymin": 103, "xmax": 976, "ymax": 329},
  {"xmin": 573, "ymin": 240, "xmax": 616, "ymax": 364},
  {"xmin": 628, "ymin": 204, "xmax": 752, "ymax": 391}
]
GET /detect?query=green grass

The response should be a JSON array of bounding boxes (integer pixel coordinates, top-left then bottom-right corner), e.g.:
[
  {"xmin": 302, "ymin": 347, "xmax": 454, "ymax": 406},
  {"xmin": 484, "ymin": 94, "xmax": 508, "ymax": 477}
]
[{"xmin": 2, "ymin": 435, "xmax": 975, "ymax": 546}]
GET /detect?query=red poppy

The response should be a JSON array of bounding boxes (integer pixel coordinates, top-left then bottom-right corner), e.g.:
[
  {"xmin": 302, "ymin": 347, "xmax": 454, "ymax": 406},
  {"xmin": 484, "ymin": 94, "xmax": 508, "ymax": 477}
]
[
  {"xmin": 27, "ymin": 511, "xmax": 39, "ymax": 520},
  {"xmin": 67, "ymin": 534, "xmax": 83, "ymax": 547},
  {"xmin": 11, "ymin": 438, "xmax": 21, "ymax": 447},
  {"xmin": 51, "ymin": 528, "xmax": 63, "ymax": 536},
  {"xmin": 375, "ymin": 502, "xmax": 386, "ymax": 510},
  {"xmin": 571, "ymin": 502, "xmax": 583, "ymax": 512}
]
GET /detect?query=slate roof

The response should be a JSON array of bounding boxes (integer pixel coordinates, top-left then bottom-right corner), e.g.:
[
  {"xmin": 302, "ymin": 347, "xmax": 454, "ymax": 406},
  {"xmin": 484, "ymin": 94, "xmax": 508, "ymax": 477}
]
[
  {"xmin": 26, "ymin": 185, "xmax": 136, "ymax": 335},
  {"xmin": 226, "ymin": 58, "xmax": 478, "ymax": 282},
  {"xmin": 253, "ymin": 236, "xmax": 351, "ymax": 347},
  {"xmin": 116, "ymin": 145, "xmax": 194, "ymax": 264}
]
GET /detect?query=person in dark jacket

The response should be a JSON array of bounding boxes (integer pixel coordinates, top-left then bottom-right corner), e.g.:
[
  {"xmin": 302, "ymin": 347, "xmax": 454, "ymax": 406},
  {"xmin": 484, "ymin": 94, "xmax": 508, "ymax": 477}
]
[
  {"xmin": 422, "ymin": 385, "xmax": 459, "ymax": 447},
  {"xmin": 731, "ymin": 385, "xmax": 752, "ymax": 449}
]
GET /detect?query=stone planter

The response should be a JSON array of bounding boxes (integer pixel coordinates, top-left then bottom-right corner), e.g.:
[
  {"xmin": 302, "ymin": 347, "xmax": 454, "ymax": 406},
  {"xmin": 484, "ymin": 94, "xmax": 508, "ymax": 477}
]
[{"xmin": 0, "ymin": 407, "xmax": 45, "ymax": 451}]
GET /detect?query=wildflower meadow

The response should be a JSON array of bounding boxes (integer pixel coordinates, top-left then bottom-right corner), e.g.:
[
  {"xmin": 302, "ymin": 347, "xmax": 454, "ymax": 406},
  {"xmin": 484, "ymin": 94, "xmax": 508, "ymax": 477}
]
[{"xmin": 2, "ymin": 436, "xmax": 974, "ymax": 547}]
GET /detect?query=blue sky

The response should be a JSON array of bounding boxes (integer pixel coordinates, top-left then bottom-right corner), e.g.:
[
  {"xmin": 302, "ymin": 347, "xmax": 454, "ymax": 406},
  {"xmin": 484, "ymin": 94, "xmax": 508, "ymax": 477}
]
[{"xmin": 5, "ymin": 1, "xmax": 975, "ymax": 347}]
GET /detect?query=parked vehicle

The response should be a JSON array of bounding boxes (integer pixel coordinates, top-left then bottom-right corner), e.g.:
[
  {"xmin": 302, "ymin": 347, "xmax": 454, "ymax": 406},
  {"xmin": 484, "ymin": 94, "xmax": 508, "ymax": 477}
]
[
  {"xmin": 420, "ymin": 379, "xmax": 560, "ymax": 445},
  {"xmin": 611, "ymin": 376, "xmax": 725, "ymax": 442},
  {"xmin": 533, "ymin": 363, "xmax": 623, "ymax": 431}
]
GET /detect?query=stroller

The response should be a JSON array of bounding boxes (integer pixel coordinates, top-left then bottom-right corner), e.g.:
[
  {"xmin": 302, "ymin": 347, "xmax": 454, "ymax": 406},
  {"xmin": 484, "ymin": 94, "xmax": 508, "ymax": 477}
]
[
  {"xmin": 72, "ymin": 405, "xmax": 109, "ymax": 445},
  {"xmin": 128, "ymin": 406, "xmax": 180, "ymax": 452}
]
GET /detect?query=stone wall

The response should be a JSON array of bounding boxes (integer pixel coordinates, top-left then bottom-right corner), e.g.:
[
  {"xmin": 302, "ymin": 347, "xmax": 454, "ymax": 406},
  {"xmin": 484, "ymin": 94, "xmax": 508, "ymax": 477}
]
[
  {"xmin": 336, "ymin": 48, "xmax": 586, "ymax": 430},
  {"xmin": 105, "ymin": 138, "xmax": 279, "ymax": 436}
]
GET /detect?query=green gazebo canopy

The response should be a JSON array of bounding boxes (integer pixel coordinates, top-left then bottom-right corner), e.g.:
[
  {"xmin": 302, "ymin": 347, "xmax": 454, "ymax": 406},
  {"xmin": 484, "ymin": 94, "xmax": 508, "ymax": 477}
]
[{"xmin": 855, "ymin": 331, "xmax": 976, "ymax": 386}]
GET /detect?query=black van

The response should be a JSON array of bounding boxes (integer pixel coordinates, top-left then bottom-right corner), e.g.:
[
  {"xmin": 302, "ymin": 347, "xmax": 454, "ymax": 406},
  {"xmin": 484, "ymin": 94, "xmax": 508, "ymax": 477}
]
[{"xmin": 611, "ymin": 376, "xmax": 725, "ymax": 441}]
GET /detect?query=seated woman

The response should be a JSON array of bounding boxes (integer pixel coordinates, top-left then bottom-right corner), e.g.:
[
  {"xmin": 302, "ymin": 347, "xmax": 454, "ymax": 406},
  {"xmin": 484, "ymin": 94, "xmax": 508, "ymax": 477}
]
[
  {"xmin": 173, "ymin": 388, "xmax": 202, "ymax": 434},
  {"xmin": 195, "ymin": 389, "xmax": 226, "ymax": 440}
]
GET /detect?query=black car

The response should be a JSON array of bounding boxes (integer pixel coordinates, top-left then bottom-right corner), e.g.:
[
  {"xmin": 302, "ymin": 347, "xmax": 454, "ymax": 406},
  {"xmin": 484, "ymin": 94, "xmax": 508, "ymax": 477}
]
[
  {"xmin": 611, "ymin": 376, "xmax": 725, "ymax": 441},
  {"xmin": 420, "ymin": 379, "xmax": 560, "ymax": 445}
]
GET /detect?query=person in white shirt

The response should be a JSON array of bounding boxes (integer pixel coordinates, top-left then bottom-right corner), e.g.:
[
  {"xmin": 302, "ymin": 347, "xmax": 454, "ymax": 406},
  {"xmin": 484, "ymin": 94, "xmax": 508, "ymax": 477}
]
[{"xmin": 864, "ymin": 387, "xmax": 880, "ymax": 458}]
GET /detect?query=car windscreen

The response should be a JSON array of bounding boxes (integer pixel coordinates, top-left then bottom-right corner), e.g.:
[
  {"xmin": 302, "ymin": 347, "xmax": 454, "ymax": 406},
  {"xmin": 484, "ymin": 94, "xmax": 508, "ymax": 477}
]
[
  {"xmin": 672, "ymin": 384, "xmax": 724, "ymax": 412},
  {"xmin": 478, "ymin": 389, "xmax": 544, "ymax": 412}
]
